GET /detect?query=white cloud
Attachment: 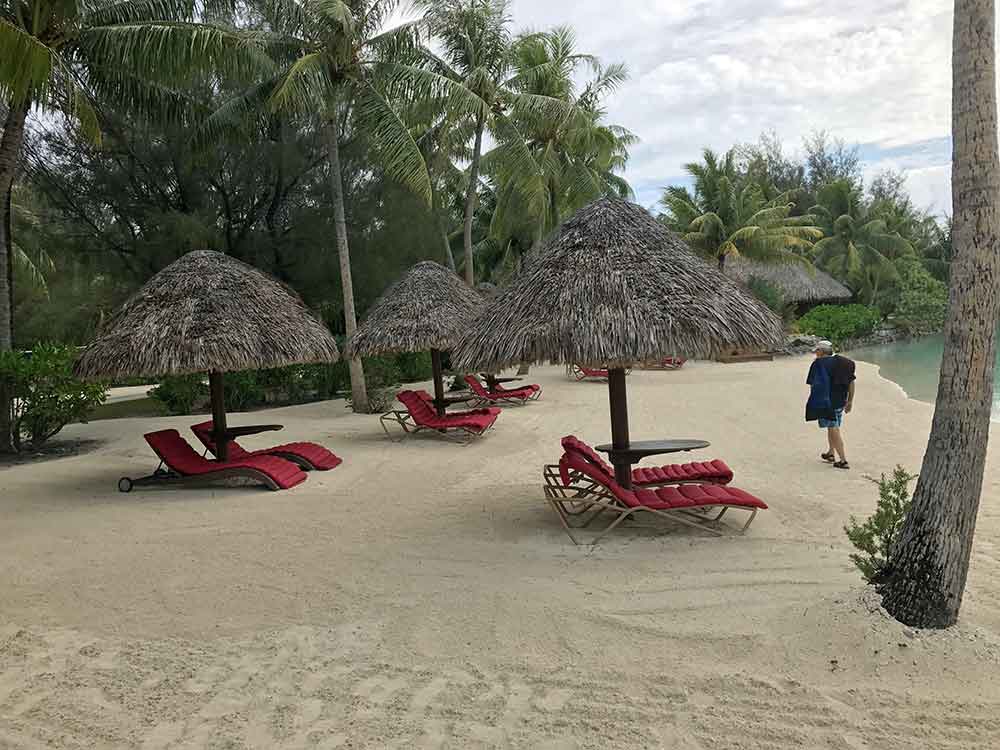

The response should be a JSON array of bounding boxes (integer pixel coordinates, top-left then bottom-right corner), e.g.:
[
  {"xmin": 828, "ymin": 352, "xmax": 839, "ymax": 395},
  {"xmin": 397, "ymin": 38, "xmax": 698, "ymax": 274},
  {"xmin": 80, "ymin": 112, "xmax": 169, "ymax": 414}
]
[{"xmin": 509, "ymin": 0, "xmax": 955, "ymax": 212}]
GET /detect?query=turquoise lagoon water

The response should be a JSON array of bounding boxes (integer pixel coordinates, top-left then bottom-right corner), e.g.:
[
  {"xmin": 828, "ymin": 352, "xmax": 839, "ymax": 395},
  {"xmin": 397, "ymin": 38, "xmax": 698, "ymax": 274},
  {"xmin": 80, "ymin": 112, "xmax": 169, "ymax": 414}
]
[{"xmin": 850, "ymin": 334, "xmax": 1000, "ymax": 419}]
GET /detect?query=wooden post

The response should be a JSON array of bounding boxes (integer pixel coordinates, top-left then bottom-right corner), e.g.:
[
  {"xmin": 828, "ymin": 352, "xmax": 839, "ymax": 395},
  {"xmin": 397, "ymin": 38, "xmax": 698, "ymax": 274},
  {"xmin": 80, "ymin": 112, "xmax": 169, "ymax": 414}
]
[
  {"xmin": 209, "ymin": 371, "xmax": 228, "ymax": 462},
  {"xmin": 607, "ymin": 367, "xmax": 631, "ymax": 488},
  {"xmin": 430, "ymin": 348, "xmax": 446, "ymax": 416}
]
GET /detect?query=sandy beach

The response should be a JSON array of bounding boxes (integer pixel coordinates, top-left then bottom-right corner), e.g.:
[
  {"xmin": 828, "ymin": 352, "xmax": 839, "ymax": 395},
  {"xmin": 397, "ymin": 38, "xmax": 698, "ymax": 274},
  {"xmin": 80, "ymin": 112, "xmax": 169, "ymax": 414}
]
[{"xmin": 2, "ymin": 356, "xmax": 1000, "ymax": 749}]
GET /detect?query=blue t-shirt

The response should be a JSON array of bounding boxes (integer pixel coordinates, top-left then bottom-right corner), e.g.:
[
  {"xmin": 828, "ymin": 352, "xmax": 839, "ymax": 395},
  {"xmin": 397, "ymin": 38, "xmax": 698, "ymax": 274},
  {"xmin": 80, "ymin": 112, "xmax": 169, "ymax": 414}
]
[{"xmin": 806, "ymin": 357, "xmax": 836, "ymax": 421}]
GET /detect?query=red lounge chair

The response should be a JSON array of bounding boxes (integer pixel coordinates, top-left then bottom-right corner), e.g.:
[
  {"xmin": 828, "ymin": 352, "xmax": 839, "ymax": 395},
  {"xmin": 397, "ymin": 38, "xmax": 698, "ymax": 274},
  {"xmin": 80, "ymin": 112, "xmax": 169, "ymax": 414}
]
[
  {"xmin": 118, "ymin": 429, "xmax": 307, "ymax": 493},
  {"xmin": 463, "ymin": 375, "xmax": 542, "ymax": 406},
  {"xmin": 190, "ymin": 421, "xmax": 342, "ymax": 471},
  {"xmin": 568, "ymin": 365, "xmax": 632, "ymax": 381},
  {"xmin": 543, "ymin": 450, "xmax": 766, "ymax": 545},
  {"xmin": 380, "ymin": 390, "xmax": 501, "ymax": 444},
  {"xmin": 545, "ymin": 435, "xmax": 733, "ymax": 490}
]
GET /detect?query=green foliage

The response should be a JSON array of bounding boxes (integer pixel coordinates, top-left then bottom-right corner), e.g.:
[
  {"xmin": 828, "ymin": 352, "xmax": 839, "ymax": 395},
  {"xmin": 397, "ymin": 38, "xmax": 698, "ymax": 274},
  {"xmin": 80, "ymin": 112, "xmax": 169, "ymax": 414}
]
[
  {"xmin": 845, "ymin": 466, "xmax": 918, "ymax": 584},
  {"xmin": 747, "ymin": 277, "xmax": 786, "ymax": 314},
  {"xmin": 797, "ymin": 304, "xmax": 881, "ymax": 346},
  {"xmin": 0, "ymin": 345, "xmax": 107, "ymax": 451},
  {"xmin": 149, "ymin": 375, "xmax": 207, "ymax": 416},
  {"xmin": 892, "ymin": 258, "xmax": 949, "ymax": 335},
  {"xmin": 395, "ymin": 351, "xmax": 434, "ymax": 383},
  {"xmin": 351, "ymin": 356, "xmax": 403, "ymax": 413}
]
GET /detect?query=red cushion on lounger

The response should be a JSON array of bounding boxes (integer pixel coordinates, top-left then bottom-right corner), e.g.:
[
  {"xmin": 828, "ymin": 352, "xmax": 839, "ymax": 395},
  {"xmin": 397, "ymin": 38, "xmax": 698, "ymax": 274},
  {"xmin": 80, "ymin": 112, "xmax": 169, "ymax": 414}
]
[
  {"xmin": 561, "ymin": 435, "xmax": 733, "ymax": 486},
  {"xmin": 562, "ymin": 452, "xmax": 766, "ymax": 511},
  {"xmin": 397, "ymin": 391, "xmax": 500, "ymax": 434},
  {"xmin": 144, "ymin": 429, "xmax": 307, "ymax": 489},
  {"xmin": 190, "ymin": 421, "xmax": 342, "ymax": 471}
]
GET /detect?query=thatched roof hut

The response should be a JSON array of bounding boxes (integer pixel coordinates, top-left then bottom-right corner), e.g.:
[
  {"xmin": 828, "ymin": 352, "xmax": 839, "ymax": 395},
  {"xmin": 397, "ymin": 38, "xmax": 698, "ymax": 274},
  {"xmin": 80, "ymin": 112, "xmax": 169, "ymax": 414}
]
[
  {"xmin": 724, "ymin": 256, "xmax": 852, "ymax": 305},
  {"xmin": 453, "ymin": 198, "xmax": 785, "ymax": 372},
  {"xmin": 345, "ymin": 261, "xmax": 483, "ymax": 358},
  {"xmin": 74, "ymin": 250, "xmax": 340, "ymax": 380}
]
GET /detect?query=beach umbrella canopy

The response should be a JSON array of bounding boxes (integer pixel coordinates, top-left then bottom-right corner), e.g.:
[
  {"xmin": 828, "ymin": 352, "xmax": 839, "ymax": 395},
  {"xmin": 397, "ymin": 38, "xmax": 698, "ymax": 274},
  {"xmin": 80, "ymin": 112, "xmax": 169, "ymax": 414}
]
[
  {"xmin": 452, "ymin": 197, "xmax": 784, "ymax": 486},
  {"xmin": 345, "ymin": 261, "xmax": 483, "ymax": 414},
  {"xmin": 74, "ymin": 250, "xmax": 340, "ymax": 459}
]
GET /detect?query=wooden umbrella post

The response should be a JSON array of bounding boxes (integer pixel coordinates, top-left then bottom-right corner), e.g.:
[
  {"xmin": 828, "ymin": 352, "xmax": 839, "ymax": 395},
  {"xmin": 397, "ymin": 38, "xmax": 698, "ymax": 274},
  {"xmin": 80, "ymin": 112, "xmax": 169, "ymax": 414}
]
[
  {"xmin": 607, "ymin": 367, "xmax": 632, "ymax": 488},
  {"xmin": 209, "ymin": 371, "xmax": 229, "ymax": 461},
  {"xmin": 430, "ymin": 348, "xmax": 446, "ymax": 416}
]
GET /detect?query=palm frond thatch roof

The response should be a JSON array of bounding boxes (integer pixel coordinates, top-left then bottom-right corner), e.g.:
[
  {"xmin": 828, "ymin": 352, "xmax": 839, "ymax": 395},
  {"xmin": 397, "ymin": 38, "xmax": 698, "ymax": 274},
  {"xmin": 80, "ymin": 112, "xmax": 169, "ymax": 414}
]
[
  {"xmin": 74, "ymin": 250, "xmax": 340, "ymax": 380},
  {"xmin": 345, "ymin": 261, "xmax": 483, "ymax": 357},
  {"xmin": 725, "ymin": 256, "xmax": 852, "ymax": 304},
  {"xmin": 453, "ymin": 198, "xmax": 785, "ymax": 371}
]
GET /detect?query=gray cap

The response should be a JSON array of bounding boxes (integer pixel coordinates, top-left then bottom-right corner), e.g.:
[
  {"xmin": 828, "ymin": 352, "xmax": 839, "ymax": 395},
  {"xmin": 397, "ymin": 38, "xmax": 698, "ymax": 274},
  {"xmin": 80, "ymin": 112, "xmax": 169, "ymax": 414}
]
[{"xmin": 813, "ymin": 340, "xmax": 834, "ymax": 354}]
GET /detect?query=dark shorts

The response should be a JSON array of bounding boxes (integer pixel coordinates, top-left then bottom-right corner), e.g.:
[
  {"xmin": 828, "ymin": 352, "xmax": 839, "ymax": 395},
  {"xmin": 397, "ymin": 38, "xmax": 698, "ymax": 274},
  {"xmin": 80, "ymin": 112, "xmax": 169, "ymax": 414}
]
[{"xmin": 819, "ymin": 409, "xmax": 844, "ymax": 429}]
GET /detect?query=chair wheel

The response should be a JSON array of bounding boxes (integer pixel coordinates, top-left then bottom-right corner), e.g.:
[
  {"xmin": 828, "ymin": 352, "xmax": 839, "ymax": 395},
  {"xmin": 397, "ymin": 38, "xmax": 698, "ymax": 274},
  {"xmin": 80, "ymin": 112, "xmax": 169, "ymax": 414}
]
[{"xmin": 118, "ymin": 477, "xmax": 134, "ymax": 493}]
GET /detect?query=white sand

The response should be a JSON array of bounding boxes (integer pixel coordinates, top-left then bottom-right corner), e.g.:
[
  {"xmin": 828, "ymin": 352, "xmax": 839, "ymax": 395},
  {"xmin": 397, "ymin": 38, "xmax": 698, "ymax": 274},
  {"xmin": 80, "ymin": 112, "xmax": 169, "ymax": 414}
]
[{"xmin": 2, "ymin": 358, "xmax": 1000, "ymax": 748}]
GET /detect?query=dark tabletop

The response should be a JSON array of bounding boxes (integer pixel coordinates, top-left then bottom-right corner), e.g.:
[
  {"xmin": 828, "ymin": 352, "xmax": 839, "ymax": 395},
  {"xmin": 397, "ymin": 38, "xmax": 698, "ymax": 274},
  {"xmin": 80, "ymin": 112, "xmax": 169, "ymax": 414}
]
[
  {"xmin": 223, "ymin": 424, "xmax": 283, "ymax": 440},
  {"xmin": 481, "ymin": 375, "xmax": 522, "ymax": 383},
  {"xmin": 434, "ymin": 395, "xmax": 476, "ymax": 406},
  {"xmin": 594, "ymin": 439, "xmax": 710, "ymax": 463}
]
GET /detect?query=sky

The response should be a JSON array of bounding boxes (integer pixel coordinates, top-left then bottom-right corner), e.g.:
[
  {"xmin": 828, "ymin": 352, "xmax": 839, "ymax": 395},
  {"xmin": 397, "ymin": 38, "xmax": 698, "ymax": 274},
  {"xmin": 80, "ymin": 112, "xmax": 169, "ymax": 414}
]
[{"xmin": 506, "ymin": 0, "xmax": 956, "ymax": 216}]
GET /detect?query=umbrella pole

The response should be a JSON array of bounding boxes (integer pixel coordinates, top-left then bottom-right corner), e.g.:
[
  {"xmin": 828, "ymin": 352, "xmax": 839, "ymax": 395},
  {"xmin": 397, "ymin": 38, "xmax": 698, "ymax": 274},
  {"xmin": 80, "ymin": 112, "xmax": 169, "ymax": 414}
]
[
  {"xmin": 607, "ymin": 367, "xmax": 632, "ymax": 489},
  {"xmin": 431, "ymin": 348, "xmax": 446, "ymax": 416},
  {"xmin": 209, "ymin": 371, "xmax": 229, "ymax": 462}
]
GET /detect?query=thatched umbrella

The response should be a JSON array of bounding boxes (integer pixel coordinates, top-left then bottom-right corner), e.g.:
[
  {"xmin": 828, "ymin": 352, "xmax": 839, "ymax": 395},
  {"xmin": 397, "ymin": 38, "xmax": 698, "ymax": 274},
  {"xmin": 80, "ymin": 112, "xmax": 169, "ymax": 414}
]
[
  {"xmin": 725, "ymin": 256, "xmax": 852, "ymax": 306},
  {"xmin": 453, "ymin": 198, "xmax": 784, "ymax": 487},
  {"xmin": 74, "ymin": 250, "xmax": 340, "ymax": 460},
  {"xmin": 345, "ymin": 261, "xmax": 483, "ymax": 415}
]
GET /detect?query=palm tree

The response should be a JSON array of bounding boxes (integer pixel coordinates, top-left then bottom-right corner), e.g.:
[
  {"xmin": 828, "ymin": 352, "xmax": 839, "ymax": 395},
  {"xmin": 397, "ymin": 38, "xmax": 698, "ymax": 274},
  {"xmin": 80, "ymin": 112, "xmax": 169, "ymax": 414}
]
[
  {"xmin": 810, "ymin": 180, "xmax": 914, "ymax": 302},
  {"xmin": 487, "ymin": 28, "xmax": 635, "ymax": 256},
  {"xmin": 219, "ymin": 0, "xmax": 479, "ymax": 411},
  {"xmin": 417, "ymin": 0, "xmax": 574, "ymax": 285},
  {"xmin": 661, "ymin": 151, "xmax": 822, "ymax": 271},
  {"xmin": 1, "ymin": 0, "xmax": 255, "ymax": 449},
  {"xmin": 880, "ymin": 0, "xmax": 1000, "ymax": 628}
]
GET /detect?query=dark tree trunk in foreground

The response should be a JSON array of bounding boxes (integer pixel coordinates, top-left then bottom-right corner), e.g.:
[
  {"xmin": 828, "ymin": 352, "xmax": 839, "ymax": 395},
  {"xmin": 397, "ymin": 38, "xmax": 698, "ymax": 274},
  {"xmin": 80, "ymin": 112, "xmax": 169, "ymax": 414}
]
[
  {"xmin": 462, "ymin": 114, "xmax": 485, "ymax": 286},
  {"xmin": 881, "ymin": 0, "xmax": 1000, "ymax": 628},
  {"xmin": 0, "ymin": 99, "xmax": 30, "ymax": 453},
  {"xmin": 325, "ymin": 118, "xmax": 369, "ymax": 412}
]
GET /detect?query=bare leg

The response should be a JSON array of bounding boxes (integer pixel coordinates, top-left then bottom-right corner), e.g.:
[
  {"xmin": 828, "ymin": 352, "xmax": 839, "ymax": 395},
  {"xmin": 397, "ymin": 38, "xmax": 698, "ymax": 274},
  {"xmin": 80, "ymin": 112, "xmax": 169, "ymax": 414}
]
[{"xmin": 829, "ymin": 427, "xmax": 847, "ymax": 462}]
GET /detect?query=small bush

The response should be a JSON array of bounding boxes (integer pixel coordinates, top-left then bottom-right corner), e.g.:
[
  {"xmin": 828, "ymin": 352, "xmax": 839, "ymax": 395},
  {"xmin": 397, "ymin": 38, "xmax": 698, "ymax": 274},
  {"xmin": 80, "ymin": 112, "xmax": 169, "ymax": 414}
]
[
  {"xmin": 845, "ymin": 466, "xmax": 918, "ymax": 584},
  {"xmin": 150, "ymin": 374, "xmax": 207, "ymax": 415},
  {"xmin": 893, "ymin": 258, "xmax": 948, "ymax": 335},
  {"xmin": 0, "ymin": 344, "xmax": 107, "ymax": 451},
  {"xmin": 797, "ymin": 304, "xmax": 881, "ymax": 346},
  {"xmin": 747, "ymin": 277, "xmax": 785, "ymax": 313},
  {"xmin": 395, "ymin": 351, "xmax": 433, "ymax": 383}
]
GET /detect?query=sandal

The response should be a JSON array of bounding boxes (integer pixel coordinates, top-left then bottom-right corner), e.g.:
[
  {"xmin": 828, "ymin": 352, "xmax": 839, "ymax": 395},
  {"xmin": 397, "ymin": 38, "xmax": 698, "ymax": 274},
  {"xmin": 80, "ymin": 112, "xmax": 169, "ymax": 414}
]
[
  {"xmin": 821, "ymin": 452, "xmax": 835, "ymax": 463},
  {"xmin": 833, "ymin": 460, "xmax": 850, "ymax": 470}
]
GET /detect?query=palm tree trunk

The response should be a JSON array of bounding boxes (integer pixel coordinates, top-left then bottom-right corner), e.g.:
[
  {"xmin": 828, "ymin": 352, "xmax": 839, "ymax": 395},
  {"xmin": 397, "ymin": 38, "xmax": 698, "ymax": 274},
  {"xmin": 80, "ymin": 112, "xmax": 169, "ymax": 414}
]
[
  {"xmin": 325, "ymin": 119, "xmax": 368, "ymax": 412},
  {"xmin": 432, "ymin": 188, "xmax": 456, "ymax": 272},
  {"xmin": 462, "ymin": 114, "xmax": 486, "ymax": 286},
  {"xmin": 881, "ymin": 0, "xmax": 1000, "ymax": 628},
  {"xmin": 0, "ymin": 99, "xmax": 29, "ymax": 454}
]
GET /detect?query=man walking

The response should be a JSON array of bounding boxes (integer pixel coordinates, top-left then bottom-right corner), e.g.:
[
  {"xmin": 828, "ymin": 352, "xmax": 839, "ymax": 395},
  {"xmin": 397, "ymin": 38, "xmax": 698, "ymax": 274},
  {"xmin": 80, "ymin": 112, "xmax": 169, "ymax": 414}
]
[{"xmin": 806, "ymin": 340, "xmax": 856, "ymax": 470}]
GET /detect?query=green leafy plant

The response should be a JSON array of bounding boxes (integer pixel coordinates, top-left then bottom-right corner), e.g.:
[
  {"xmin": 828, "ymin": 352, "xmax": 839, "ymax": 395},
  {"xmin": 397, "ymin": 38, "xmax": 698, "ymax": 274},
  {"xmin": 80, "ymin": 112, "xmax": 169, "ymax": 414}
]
[
  {"xmin": 0, "ymin": 345, "xmax": 107, "ymax": 451},
  {"xmin": 797, "ymin": 304, "xmax": 881, "ymax": 346},
  {"xmin": 845, "ymin": 466, "xmax": 918, "ymax": 583},
  {"xmin": 150, "ymin": 375, "xmax": 207, "ymax": 416},
  {"xmin": 892, "ymin": 257, "xmax": 948, "ymax": 335},
  {"xmin": 395, "ymin": 352, "xmax": 433, "ymax": 383}
]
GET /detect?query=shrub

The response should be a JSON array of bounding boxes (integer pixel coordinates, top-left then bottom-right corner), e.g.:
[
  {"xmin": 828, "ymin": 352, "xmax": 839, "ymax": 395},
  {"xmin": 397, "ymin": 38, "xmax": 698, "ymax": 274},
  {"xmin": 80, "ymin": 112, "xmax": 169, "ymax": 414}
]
[
  {"xmin": 150, "ymin": 374, "xmax": 207, "ymax": 415},
  {"xmin": 893, "ymin": 258, "xmax": 948, "ymax": 335},
  {"xmin": 797, "ymin": 304, "xmax": 881, "ymax": 346},
  {"xmin": 845, "ymin": 466, "xmax": 918, "ymax": 584},
  {"xmin": 0, "ymin": 344, "xmax": 107, "ymax": 451},
  {"xmin": 395, "ymin": 351, "xmax": 433, "ymax": 383},
  {"xmin": 747, "ymin": 277, "xmax": 785, "ymax": 313}
]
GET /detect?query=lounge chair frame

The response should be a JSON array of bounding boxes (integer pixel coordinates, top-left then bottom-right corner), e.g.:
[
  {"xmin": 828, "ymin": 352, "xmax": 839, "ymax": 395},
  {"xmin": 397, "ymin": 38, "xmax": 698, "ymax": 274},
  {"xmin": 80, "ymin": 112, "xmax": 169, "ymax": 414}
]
[
  {"xmin": 118, "ymin": 461, "xmax": 283, "ymax": 493},
  {"xmin": 541, "ymin": 465, "xmax": 759, "ymax": 545},
  {"xmin": 379, "ymin": 410, "xmax": 492, "ymax": 445}
]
